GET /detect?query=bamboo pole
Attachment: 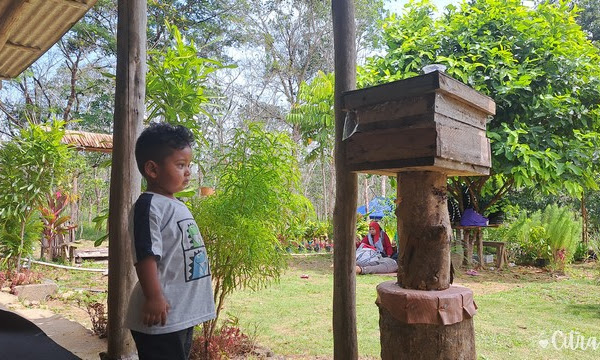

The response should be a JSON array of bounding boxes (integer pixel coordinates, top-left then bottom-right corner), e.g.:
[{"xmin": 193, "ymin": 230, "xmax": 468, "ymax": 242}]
[
  {"xmin": 105, "ymin": 0, "xmax": 146, "ymax": 358},
  {"xmin": 332, "ymin": 1, "xmax": 358, "ymax": 359}
]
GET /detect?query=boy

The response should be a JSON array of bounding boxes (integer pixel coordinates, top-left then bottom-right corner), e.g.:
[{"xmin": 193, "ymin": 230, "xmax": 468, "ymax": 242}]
[{"xmin": 125, "ymin": 122, "xmax": 215, "ymax": 360}]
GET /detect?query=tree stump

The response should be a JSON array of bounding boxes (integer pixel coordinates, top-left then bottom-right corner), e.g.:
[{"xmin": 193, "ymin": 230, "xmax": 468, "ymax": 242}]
[
  {"xmin": 377, "ymin": 282, "xmax": 476, "ymax": 360},
  {"xmin": 382, "ymin": 171, "xmax": 477, "ymax": 359},
  {"xmin": 397, "ymin": 171, "xmax": 451, "ymax": 290}
]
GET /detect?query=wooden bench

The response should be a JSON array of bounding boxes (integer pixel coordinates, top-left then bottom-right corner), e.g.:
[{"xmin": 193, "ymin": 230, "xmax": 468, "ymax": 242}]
[
  {"xmin": 452, "ymin": 225, "xmax": 505, "ymax": 269},
  {"xmin": 75, "ymin": 248, "xmax": 109, "ymax": 263},
  {"xmin": 59, "ymin": 243, "xmax": 78, "ymax": 265},
  {"xmin": 482, "ymin": 241, "xmax": 507, "ymax": 268}
]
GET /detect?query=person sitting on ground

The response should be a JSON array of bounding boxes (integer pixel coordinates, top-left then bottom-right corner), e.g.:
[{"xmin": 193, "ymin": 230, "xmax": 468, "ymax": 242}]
[
  {"xmin": 355, "ymin": 243, "xmax": 398, "ymax": 275},
  {"xmin": 359, "ymin": 221, "xmax": 394, "ymax": 257}
]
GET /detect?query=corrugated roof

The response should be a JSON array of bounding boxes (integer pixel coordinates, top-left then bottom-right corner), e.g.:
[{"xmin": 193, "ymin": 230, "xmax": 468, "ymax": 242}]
[
  {"xmin": 62, "ymin": 129, "xmax": 113, "ymax": 153},
  {"xmin": 0, "ymin": 0, "xmax": 98, "ymax": 80}
]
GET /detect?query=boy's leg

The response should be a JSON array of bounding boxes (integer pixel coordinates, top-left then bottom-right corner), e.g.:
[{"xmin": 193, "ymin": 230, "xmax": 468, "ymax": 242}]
[{"xmin": 131, "ymin": 327, "xmax": 194, "ymax": 360}]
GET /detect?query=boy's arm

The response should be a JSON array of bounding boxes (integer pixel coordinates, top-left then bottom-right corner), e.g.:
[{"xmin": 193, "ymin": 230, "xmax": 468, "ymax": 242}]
[{"xmin": 135, "ymin": 256, "xmax": 169, "ymax": 327}]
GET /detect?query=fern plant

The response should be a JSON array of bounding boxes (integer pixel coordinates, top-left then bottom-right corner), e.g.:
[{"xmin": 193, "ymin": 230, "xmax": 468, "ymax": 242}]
[
  {"xmin": 500, "ymin": 205, "xmax": 581, "ymax": 269},
  {"xmin": 542, "ymin": 204, "xmax": 581, "ymax": 270}
]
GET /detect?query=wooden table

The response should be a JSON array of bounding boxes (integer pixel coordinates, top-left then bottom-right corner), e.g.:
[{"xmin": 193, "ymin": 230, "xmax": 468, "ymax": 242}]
[{"xmin": 452, "ymin": 225, "xmax": 503, "ymax": 268}]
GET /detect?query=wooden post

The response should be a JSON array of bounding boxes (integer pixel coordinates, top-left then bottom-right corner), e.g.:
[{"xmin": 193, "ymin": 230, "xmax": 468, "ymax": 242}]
[
  {"xmin": 71, "ymin": 175, "xmax": 79, "ymax": 227},
  {"xmin": 105, "ymin": 0, "xmax": 146, "ymax": 358},
  {"xmin": 476, "ymin": 229, "xmax": 484, "ymax": 268},
  {"xmin": 332, "ymin": 1, "xmax": 358, "ymax": 359},
  {"xmin": 396, "ymin": 171, "xmax": 451, "ymax": 290},
  {"xmin": 463, "ymin": 230, "xmax": 473, "ymax": 266}
]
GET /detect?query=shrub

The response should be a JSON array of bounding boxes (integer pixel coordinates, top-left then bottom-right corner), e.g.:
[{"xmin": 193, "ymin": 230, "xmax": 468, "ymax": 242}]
[
  {"xmin": 542, "ymin": 204, "xmax": 581, "ymax": 270},
  {"xmin": 356, "ymin": 214, "xmax": 370, "ymax": 241},
  {"xmin": 3, "ymin": 269, "xmax": 43, "ymax": 294},
  {"xmin": 190, "ymin": 325, "xmax": 254, "ymax": 360},
  {"xmin": 573, "ymin": 241, "xmax": 590, "ymax": 262},
  {"xmin": 85, "ymin": 302, "xmax": 107, "ymax": 338},
  {"xmin": 0, "ymin": 215, "xmax": 43, "ymax": 269},
  {"xmin": 0, "ymin": 121, "xmax": 74, "ymax": 271},
  {"xmin": 501, "ymin": 211, "xmax": 548, "ymax": 265},
  {"xmin": 500, "ymin": 205, "xmax": 581, "ymax": 270},
  {"xmin": 189, "ymin": 123, "xmax": 311, "ymax": 338}
]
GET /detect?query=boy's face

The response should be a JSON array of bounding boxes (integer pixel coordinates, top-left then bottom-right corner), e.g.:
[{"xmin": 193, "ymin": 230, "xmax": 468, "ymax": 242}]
[{"xmin": 144, "ymin": 146, "xmax": 193, "ymax": 198}]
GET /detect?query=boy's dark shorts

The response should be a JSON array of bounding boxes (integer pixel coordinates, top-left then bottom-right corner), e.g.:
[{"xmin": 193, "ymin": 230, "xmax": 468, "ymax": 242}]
[{"xmin": 131, "ymin": 327, "xmax": 194, "ymax": 360}]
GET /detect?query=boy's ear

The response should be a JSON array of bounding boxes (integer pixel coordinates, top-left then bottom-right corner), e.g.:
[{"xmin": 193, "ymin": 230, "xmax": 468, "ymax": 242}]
[{"xmin": 143, "ymin": 160, "xmax": 159, "ymax": 179}]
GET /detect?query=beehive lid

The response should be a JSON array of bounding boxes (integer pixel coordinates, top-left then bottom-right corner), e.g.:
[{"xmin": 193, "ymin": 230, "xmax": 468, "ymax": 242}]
[{"xmin": 343, "ymin": 71, "xmax": 495, "ymax": 116}]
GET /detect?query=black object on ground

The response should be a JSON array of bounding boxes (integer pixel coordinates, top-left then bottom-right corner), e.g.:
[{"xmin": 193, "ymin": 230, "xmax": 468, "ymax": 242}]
[{"xmin": 0, "ymin": 309, "xmax": 80, "ymax": 359}]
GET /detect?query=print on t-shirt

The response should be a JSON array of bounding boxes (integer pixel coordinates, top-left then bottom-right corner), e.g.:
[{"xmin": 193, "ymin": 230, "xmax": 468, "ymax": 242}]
[{"xmin": 178, "ymin": 218, "xmax": 210, "ymax": 282}]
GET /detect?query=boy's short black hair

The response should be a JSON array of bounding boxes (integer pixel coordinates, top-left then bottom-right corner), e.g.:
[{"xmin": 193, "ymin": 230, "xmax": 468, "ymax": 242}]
[{"xmin": 135, "ymin": 122, "xmax": 194, "ymax": 176}]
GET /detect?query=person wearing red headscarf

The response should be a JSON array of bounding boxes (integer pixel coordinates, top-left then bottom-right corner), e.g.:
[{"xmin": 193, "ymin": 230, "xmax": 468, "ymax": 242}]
[{"xmin": 359, "ymin": 221, "xmax": 393, "ymax": 257}]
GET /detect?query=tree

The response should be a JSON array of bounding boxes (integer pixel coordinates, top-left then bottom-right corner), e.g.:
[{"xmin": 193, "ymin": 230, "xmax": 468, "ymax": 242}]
[
  {"xmin": 189, "ymin": 123, "xmax": 313, "ymax": 338},
  {"xmin": 146, "ymin": 23, "xmax": 231, "ymax": 135},
  {"xmin": 147, "ymin": 0, "xmax": 241, "ymax": 58},
  {"xmin": 361, "ymin": 0, "xmax": 600, "ymax": 213},
  {"xmin": 287, "ymin": 71, "xmax": 335, "ymax": 219},
  {"xmin": 546, "ymin": 0, "xmax": 600, "ymax": 42},
  {"xmin": 0, "ymin": 121, "xmax": 74, "ymax": 271},
  {"xmin": 0, "ymin": 0, "xmax": 239, "ymax": 136},
  {"xmin": 576, "ymin": 0, "xmax": 600, "ymax": 42},
  {"xmin": 233, "ymin": 0, "xmax": 385, "ymax": 137}
]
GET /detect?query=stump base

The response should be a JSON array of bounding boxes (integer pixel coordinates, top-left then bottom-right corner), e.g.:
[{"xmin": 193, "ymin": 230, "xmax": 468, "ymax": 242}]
[{"xmin": 376, "ymin": 281, "xmax": 477, "ymax": 360}]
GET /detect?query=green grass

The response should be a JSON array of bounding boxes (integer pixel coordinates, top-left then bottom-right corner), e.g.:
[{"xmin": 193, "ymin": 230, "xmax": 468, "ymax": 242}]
[
  {"xmin": 223, "ymin": 255, "xmax": 600, "ymax": 359},
  {"xmin": 24, "ymin": 252, "xmax": 600, "ymax": 359}
]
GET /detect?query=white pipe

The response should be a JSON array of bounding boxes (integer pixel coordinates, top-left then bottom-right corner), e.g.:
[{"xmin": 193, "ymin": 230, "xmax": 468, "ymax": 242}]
[{"xmin": 26, "ymin": 259, "xmax": 107, "ymax": 273}]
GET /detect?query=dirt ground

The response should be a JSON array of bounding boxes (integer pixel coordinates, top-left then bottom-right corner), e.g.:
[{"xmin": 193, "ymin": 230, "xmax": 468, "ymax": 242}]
[
  {"xmin": 0, "ymin": 290, "xmax": 108, "ymax": 359},
  {"xmin": 0, "ymin": 241, "xmax": 110, "ymax": 359}
]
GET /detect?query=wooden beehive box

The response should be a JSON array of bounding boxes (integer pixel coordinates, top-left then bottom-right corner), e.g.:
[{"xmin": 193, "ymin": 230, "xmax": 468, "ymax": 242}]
[{"xmin": 342, "ymin": 71, "xmax": 494, "ymax": 176}]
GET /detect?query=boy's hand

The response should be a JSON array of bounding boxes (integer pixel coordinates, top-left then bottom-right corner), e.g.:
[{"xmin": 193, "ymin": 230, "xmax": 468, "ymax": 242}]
[
  {"xmin": 142, "ymin": 295, "xmax": 170, "ymax": 326},
  {"xmin": 135, "ymin": 256, "xmax": 170, "ymax": 327}
]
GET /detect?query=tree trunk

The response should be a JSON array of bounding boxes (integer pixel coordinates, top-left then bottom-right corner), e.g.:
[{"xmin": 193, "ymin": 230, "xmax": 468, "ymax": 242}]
[
  {"xmin": 105, "ymin": 0, "xmax": 146, "ymax": 358},
  {"xmin": 364, "ymin": 175, "xmax": 369, "ymax": 213},
  {"xmin": 397, "ymin": 171, "xmax": 451, "ymax": 290},
  {"xmin": 582, "ymin": 193, "xmax": 588, "ymax": 245},
  {"xmin": 379, "ymin": 306, "xmax": 475, "ymax": 360},
  {"xmin": 63, "ymin": 53, "xmax": 80, "ymax": 122},
  {"xmin": 71, "ymin": 175, "xmax": 79, "ymax": 228},
  {"xmin": 463, "ymin": 230, "xmax": 473, "ymax": 267},
  {"xmin": 328, "ymin": 157, "xmax": 336, "ymax": 219},
  {"xmin": 92, "ymin": 167, "xmax": 99, "ymax": 223},
  {"xmin": 322, "ymin": 159, "xmax": 328, "ymax": 221},
  {"xmin": 197, "ymin": 163, "xmax": 203, "ymax": 197},
  {"xmin": 332, "ymin": 1, "xmax": 358, "ymax": 359},
  {"xmin": 16, "ymin": 219, "xmax": 26, "ymax": 272}
]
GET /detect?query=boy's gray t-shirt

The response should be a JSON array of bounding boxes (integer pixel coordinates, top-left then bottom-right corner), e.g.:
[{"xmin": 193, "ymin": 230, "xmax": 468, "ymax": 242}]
[{"xmin": 125, "ymin": 192, "xmax": 216, "ymax": 334}]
